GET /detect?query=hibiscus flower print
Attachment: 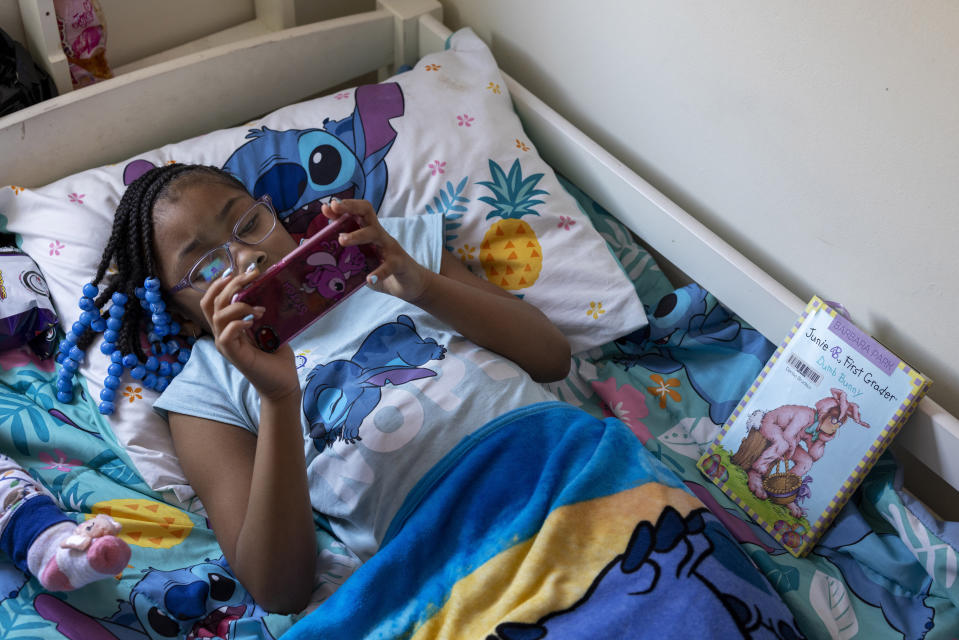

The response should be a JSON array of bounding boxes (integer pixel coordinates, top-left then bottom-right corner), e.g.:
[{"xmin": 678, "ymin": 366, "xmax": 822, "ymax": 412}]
[
  {"xmin": 456, "ymin": 114, "xmax": 474, "ymax": 127},
  {"xmin": 49, "ymin": 240, "xmax": 65, "ymax": 256},
  {"xmin": 39, "ymin": 449, "xmax": 82, "ymax": 472},
  {"xmin": 68, "ymin": 192, "xmax": 84, "ymax": 204},
  {"xmin": 647, "ymin": 373, "xmax": 682, "ymax": 409}
]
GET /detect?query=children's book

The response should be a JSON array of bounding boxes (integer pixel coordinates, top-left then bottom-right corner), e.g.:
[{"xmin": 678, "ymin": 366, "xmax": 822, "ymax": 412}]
[{"xmin": 696, "ymin": 296, "xmax": 932, "ymax": 557}]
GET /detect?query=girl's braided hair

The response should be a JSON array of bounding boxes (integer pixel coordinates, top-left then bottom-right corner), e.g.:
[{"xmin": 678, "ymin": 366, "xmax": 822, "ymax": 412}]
[{"xmin": 76, "ymin": 163, "xmax": 247, "ymax": 360}]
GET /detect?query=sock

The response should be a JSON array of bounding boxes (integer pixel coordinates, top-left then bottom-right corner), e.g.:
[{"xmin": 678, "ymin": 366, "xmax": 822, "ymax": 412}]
[
  {"xmin": 28, "ymin": 516, "xmax": 131, "ymax": 591},
  {"xmin": 0, "ymin": 455, "xmax": 130, "ymax": 591}
]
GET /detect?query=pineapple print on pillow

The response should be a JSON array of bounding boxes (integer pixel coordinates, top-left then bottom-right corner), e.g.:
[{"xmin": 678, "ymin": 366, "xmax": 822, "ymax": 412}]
[{"xmin": 478, "ymin": 159, "xmax": 547, "ymax": 291}]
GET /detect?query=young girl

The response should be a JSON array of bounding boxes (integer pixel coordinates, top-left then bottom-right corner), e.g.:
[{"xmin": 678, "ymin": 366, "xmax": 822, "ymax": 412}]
[{"xmin": 72, "ymin": 163, "xmax": 571, "ymax": 613}]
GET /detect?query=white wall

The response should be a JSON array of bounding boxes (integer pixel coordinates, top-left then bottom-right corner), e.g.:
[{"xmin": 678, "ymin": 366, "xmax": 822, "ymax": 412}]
[{"xmin": 440, "ymin": 0, "xmax": 959, "ymax": 419}]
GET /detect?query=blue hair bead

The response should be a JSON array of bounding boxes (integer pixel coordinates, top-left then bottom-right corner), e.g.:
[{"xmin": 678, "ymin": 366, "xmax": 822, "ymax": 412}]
[
  {"xmin": 168, "ymin": 321, "xmax": 181, "ymax": 336},
  {"xmin": 79, "ymin": 311, "xmax": 97, "ymax": 326},
  {"xmin": 103, "ymin": 329, "xmax": 119, "ymax": 343},
  {"xmin": 171, "ymin": 362, "xmax": 183, "ymax": 376},
  {"xmin": 68, "ymin": 346, "xmax": 84, "ymax": 361},
  {"xmin": 144, "ymin": 277, "xmax": 161, "ymax": 291},
  {"xmin": 99, "ymin": 341, "xmax": 116, "ymax": 355},
  {"xmin": 71, "ymin": 321, "xmax": 86, "ymax": 335},
  {"xmin": 165, "ymin": 339, "xmax": 180, "ymax": 353},
  {"xmin": 158, "ymin": 361, "xmax": 172, "ymax": 376},
  {"xmin": 64, "ymin": 331, "xmax": 80, "ymax": 345},
  {"xmin": 62, "ymin": 358, "xmax": 79, "ymax": 372},
  {"xmin": 145, "ymin": 290, "xmax": 162, "ymax": 303},
  {"xmin": 82, "ymin": 283, "xmax": 99, "ymax": 298},
  {"xmin": 91, "ymin": 318, "xmax": 107, "ymax": 333},
  {"xmin": 177, "ymin": 350, "xmax": 190, "ymax": 364},
  {"xmin": 100, "ymin": 388, "xmax": 116, "ymax": 402},
  {"xmin": 107, "ymin": 317, "xmax": 123, "ymax": 331},
  {"xmin": 130, "ymin": 366, "xmax": 146, "ymax": 380},
  {"xmin": 78, "ymin": 297, "xmax": 95, "ymax": 311},
  {"xmin": 56, "ymin": 351, "xmax": 68, "ymax": 365},
  {"xmin": 111, "ymin": 292, "xmax": 128, "ymax": 306},
  {"xmin": 109, "ymin": 305, "xmax": 125, "ymax": 320},
  {"xmin": 104, "ymin": 375, "xmax": 121, "ymax": 390},
  {"xmin": 122, "ymin": 353, "xmax": 138, "ymax": 368},
  {"xmin": 145, "ymin": 356, "xmax": 159, "ymax": 371},
  {"xmin": 107, "ymin": 363, "xmax": 123, "ymax": 377},
  {"xmin": 57, "ymin": 391, "xmax": 73, "ymax": 403},
  {"xmin": 155, "ymin": 378, "xmax": 170, "ymax": 393},
  {"xmin": 56, "ymin": 378, "xmax": 73, "ymax": 392},
  {"xmin": 98, "ymin": 401, "xmax": 115, "ymax": 415},
  {"xmin": 111, "ymin": 350, "xmax": 123, "ymax": 364},
  {"xmin": 143, "ymin": 373, "xmax": 158, "ymax": 389}
]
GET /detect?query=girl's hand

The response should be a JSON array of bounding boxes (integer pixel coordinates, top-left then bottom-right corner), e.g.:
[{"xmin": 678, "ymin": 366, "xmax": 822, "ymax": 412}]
[
  {"xmin": 322, "ymin": 199, "xmax": 433, "ymax": 302},
  {"xmin": 199, "ymin": 266, "xmax": 300, "ymax": 402}
]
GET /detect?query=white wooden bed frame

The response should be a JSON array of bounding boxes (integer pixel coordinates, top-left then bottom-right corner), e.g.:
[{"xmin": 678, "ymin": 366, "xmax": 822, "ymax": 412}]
[{"xmin": 2, "ymin": 0, "xmax": 957, "ymax": 514}]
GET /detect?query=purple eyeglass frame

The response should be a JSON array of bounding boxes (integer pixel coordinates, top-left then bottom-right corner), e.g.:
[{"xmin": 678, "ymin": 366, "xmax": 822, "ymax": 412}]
[{"xmin": 170, "ymin": 195, "xmax": 278, "ymax": 293}]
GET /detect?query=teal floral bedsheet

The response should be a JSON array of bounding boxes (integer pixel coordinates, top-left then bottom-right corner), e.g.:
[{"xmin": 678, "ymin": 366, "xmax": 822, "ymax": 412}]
[{"xmin": 0, "ymin": 176, "xmax": 955, "ymax": 639}]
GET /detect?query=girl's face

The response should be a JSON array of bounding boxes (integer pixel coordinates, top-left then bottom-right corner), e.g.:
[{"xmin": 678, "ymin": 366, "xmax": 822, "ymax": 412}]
[{"xmin": 152, "ymin": 180, "xmax": 298, "ymax": 333}]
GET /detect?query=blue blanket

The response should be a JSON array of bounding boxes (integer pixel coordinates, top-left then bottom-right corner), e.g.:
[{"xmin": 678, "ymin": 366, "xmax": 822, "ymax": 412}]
[{"xmin": 284, "ymin": 402, "xmax": 803, "ymax": 639}]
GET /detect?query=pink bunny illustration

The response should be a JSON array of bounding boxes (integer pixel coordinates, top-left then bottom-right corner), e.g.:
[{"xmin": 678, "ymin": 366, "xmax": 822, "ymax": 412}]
[{"xmin": 732, "ymin": 388, "xmax": 870, "ymax": 517}]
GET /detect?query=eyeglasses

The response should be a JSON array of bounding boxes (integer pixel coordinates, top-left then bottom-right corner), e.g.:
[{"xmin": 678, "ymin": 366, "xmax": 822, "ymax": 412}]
[{"xmin": 171, "ymin": 196, "xmax": 278, "ymax": 293}]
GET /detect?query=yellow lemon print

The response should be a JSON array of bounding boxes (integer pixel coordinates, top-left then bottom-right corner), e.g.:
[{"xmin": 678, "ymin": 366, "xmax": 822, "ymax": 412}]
[{"xmin": 88, "ymin": 498, "xmax": 194, "ymax": 549}]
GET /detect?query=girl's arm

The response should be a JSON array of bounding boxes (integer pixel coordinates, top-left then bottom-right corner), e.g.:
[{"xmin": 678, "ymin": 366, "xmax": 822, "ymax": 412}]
[
  {"xmin": 167, "ymin": 267, "xmax": 317, "ymax": 613},
  {"xmin": 329, "ymin": 200, "xmax": 571, "ymax": 382},
  {"xmin": 168, "ymin": 397, "xmax": 316, "ymax": 614}
]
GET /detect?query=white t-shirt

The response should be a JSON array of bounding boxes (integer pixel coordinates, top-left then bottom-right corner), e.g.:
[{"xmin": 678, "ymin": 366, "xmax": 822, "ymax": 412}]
[{"xmin": 154, "ymin": 215, "xmax": 557, "ymax": 559}]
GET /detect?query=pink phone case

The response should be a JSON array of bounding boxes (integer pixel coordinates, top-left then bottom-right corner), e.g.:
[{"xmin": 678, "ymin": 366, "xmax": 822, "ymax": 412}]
[{"xmin": 234, "ymin": 214, "xmax": 382, "ymax": 352}]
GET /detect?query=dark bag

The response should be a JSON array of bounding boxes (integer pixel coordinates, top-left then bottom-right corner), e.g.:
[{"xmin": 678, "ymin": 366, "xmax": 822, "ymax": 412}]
[{"xmin": 1, "ymin": 27, "xmax": 58, "ymax": 117}]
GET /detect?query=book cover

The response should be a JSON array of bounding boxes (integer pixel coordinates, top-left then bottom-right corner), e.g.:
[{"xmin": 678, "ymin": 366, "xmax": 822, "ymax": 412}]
[{"xmin": 696, "ymin": 296, "xmax": 932, "ymax": 557}]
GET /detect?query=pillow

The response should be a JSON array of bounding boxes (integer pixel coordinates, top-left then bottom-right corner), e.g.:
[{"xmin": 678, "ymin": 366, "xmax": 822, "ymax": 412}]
[{"xmin": 0, "ymin": 28, "xmax": 647, "ymax": 497}]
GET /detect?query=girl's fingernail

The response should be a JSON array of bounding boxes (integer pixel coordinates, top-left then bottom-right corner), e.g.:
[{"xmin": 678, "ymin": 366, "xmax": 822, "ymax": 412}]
[
  {"xmin": 221, "ymin": 267, "xmax": 234, "ymax": 279},
  {"xmin": 242, "ymin": 314, "xmax": 254, "ymax": 323},
  {"xmin": 231, "ymin": 293, "xmax": 239, "ymax": 304},
  {"xmin": 338, "ymin": 233, "xmax": 348, "ymax": 244},
  {"xmin": 245, "ymin": 262, "xmax": 257, "ymax": 273},
  {"xmin": 368, "ymin": 274, "xmax": 379, "ymax": 285},
  {"xmin": 253, "ymin": 306, "xmax": 266, "ymax": 315}
]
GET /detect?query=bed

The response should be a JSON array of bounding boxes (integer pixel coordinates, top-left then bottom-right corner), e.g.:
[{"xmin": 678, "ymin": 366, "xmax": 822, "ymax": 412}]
[{"xmin": 1, "ymin": 2, "xmax": 958, "ymax": 638}]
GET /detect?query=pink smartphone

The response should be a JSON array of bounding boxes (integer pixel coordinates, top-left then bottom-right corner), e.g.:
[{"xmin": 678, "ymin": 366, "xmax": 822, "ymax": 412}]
[{"xmin": 234, "ymin": 214, "xmax": 382, "ymax": 352}]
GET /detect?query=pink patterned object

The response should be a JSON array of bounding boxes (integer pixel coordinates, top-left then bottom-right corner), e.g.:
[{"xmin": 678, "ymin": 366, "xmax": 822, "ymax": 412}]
[{"xmin": 53, "ymin": 0, "xmax": 114, "ymax": 88}]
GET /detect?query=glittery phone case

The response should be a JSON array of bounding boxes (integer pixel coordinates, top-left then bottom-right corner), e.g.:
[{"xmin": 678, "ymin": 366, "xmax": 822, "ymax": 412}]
[{"xmin": 234, "ymin": 214, "xmax": 382, "ymax": 352}]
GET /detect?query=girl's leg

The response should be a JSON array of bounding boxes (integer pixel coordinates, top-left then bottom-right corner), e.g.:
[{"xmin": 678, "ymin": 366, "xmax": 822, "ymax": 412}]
[{"xmin": 0, "ymin": 454, "xmax": 130, "ymax": 590}]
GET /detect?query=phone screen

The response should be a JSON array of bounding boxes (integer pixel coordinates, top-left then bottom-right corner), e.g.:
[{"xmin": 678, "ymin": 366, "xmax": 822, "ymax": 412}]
[{"xmin": 234, "ymin": 215, "xmax": 382, "ymax": 351}]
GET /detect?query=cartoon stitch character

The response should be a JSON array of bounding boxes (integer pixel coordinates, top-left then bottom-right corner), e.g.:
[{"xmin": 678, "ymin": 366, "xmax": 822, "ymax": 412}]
[
  {"xmin": 33, "ymin": 556, "xmax": 274, "ymax": 640},
  {"xmin": 302, "ymin": 245, "xmax": 365, "ymax": 297},
  {"xmin": 223, "ymin": 83, "xmax": 405, "ymax": 242},
  {"xmin": 122, "ymin": 83, "xmax": 405, "ymax": 243},
  {"xmin": 302, "ymin": 315, "xmax": 446, "ymax": 450},
  {"xmin": 731, "ymin": 388, "xmax": 870, "ymax": 517},
  {"xmin": 492, "ymin": 507, "xmax": 803, "ymax": 639},
  {"xmin": 616, "ymin": 284, "xmax": 775, "ymax": 425}
]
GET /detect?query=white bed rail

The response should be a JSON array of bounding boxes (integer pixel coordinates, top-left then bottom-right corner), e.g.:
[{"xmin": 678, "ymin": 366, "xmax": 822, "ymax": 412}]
[
  {"xmin": 0, "ymin": 11, "xmax": 396, "ymax": 188},
  {"xmin": 415, "ymin": 14, "xmax": 959, "ymax": 497}
]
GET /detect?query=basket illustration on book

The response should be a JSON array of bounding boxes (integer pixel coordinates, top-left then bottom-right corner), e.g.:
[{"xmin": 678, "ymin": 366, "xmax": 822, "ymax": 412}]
[{"xmin": 762, "ymin": 459, "xmax": 801, "ymax": 506}]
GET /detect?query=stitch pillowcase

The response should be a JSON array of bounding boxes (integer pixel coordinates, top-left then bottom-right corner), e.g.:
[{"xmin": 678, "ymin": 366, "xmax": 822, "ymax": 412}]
[{"xmin": 0, "ymin": 28, "xmax": 647, "ymax": 498}]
